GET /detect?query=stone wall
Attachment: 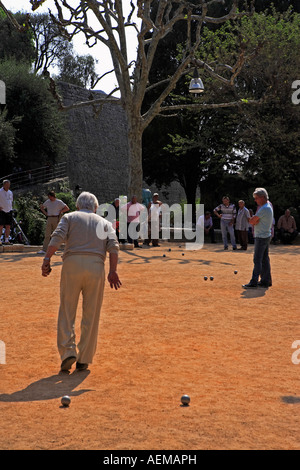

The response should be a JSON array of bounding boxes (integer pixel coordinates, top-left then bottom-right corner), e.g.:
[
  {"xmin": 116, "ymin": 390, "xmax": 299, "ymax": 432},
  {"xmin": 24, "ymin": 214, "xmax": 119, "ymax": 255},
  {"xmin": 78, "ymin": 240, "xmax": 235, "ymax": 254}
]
[{"xmin": 58, "ymin": 81, "xmax": 130, "ymax": 205}]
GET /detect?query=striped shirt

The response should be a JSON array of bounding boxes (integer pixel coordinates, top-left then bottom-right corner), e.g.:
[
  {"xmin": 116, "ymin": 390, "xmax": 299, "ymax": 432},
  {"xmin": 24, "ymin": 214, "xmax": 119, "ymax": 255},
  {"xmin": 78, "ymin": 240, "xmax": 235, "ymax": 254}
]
[{"xmin": 214, "ymin": 203, "xmax": 236, "ymax": 222}]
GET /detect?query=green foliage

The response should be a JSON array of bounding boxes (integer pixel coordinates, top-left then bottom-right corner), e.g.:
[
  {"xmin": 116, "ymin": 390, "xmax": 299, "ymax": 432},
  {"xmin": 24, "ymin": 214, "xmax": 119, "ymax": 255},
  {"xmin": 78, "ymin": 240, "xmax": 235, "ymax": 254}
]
[
  {"xmin": 55, "ymin": 192, "xmax": 76, "ymax": 212},
  {"xmin": 0, "ymin": 59, "xmax": 69, "ymax": 174},
  {"xmin": 0, "ymin": 12, "xmax": 35, "ymax": 64},
  {"xmin": 56, "ymin": 53, "xmax": 98, "ymax": 89},
  {"xmin": 14, "ymin": 193, "xmax": 46, "ymax": 246},
  {"xmin": 0, "ymin": 109, "xmax": 20, "ymax": 163},
  {"xmin": 144, "ymin": 6, "xmax": 300, "ymax": 223}
]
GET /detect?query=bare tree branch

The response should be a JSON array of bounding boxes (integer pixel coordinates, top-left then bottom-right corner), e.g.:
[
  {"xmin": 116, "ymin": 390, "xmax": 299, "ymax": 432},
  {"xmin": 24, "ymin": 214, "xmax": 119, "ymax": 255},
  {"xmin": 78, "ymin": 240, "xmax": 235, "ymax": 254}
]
[{"xmin": 157, "ymin": 98, "xmax": 264, "ymax": 114}]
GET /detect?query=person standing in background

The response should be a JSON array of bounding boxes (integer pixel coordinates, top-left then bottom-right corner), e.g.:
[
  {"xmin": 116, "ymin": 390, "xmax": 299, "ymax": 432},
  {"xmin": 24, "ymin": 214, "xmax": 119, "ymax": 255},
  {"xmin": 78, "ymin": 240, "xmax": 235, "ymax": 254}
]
[
  {"xmin": 0, "ymin": 180, "xmax": 14, "ymax": 245},
  {"xmin": 235, "ymin": 200, "xmax": 250, "ymax": 250},
  {"xmin": 38, "ymin": 191, "xmax": 69, "ymax": 254},
  {"xmin": 214, "ymin": 196, "xmax": 237, "ymax": 251}
]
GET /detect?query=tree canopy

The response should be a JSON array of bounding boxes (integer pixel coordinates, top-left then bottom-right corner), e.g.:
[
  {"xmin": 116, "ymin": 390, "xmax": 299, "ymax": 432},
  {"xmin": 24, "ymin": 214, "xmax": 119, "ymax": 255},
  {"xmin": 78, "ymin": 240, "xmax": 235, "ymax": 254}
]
[
  {"xmin": 0, "ymin": 59, "xmax": 69, "ymax": 174},
  {"xmin": 143, "ymin": 5, "xmax": 300, "ymax": 218}
]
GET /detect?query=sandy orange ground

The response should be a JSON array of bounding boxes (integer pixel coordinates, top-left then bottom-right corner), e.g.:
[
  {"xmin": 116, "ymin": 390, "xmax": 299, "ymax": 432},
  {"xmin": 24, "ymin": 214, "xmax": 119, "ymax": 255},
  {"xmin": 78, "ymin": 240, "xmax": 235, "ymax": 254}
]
[{"xmin": 0, "ymin": 242, "xmax": 300, "ymax": 450}]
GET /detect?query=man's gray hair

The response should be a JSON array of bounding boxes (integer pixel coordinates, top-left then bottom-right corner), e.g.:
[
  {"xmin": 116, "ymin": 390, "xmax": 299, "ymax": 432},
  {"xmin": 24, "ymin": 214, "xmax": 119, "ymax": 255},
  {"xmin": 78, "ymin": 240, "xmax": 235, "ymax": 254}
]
[
  {"xmin": 253, "ymin": 187, "xmax": 269, "ymax": 200},
  {"xmin": 76, "ymin": 191, "xmax": 99, "ymax": 211}
]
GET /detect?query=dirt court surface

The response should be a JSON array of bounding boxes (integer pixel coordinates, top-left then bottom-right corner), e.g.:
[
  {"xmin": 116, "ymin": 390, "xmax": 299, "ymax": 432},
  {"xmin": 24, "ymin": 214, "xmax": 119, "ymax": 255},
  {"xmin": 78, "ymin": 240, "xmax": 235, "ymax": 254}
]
[{"xmin": 0, "ymin": 242, "xmax": 300, "ymax": 450}]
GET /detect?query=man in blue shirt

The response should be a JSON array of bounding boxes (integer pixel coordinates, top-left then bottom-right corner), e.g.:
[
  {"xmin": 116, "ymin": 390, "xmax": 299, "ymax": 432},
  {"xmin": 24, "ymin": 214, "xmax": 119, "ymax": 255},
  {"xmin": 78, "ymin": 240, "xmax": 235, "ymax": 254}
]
[{"xmin": 243, "ymin": 188, "xmax": 273, "ymax": 289}]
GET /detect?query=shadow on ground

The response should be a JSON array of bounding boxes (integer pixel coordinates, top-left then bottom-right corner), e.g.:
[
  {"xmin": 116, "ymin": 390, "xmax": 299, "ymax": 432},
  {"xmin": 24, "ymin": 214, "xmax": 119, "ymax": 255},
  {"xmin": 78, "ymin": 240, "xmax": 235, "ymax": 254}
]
[
  {"xmin": 281, "ymin": 396, "xmax": 300, "ymax": 404},
  {"xmin": 0, "ymin": 370, "xmax": 92, "ymax": 402}
]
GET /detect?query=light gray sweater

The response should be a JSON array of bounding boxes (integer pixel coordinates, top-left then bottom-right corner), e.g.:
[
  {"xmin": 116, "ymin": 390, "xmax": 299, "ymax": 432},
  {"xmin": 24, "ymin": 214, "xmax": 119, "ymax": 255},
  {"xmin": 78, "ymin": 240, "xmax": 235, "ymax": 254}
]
[{"xmin": 49, "ymin": 210, "xmax": 119, "ymax": 262}]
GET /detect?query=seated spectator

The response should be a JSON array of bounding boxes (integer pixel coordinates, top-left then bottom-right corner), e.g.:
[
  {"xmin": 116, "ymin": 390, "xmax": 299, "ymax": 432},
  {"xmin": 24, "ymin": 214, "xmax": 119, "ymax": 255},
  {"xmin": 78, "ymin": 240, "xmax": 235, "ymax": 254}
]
[
  {"xmin": 197, "ymin": 211, "xmax": 216, "ymax": 243},
  {"xmin": 277, "ymin": 209, "xmax": 298, "ymax": 244}
]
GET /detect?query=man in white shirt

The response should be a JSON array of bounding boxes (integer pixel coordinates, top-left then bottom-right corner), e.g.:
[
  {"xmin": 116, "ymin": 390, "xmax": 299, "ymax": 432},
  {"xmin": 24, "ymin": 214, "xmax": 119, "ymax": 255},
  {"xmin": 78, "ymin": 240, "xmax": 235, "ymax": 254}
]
[
  {"xmin": 122, "ymin": 195, "xmax": 146, "ymax": 248},
  {"xmin": 38, "ymin": 190, "xmax": 69, "ymax": 254},
  {"xmin": 0, "ymin": 180, "xmax": 14, "ymax": 245},
  {"xmin": 144, "ymin": 193, "xmax": 162, "ymax": 247}
]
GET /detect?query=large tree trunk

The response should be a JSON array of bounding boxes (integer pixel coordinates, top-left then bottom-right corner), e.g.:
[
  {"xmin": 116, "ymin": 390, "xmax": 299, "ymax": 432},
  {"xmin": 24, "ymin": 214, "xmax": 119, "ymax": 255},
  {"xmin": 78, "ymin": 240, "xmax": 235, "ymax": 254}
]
[{"xmin": 127, "ymin": 114, "xmax": 143, "ymax": 201}]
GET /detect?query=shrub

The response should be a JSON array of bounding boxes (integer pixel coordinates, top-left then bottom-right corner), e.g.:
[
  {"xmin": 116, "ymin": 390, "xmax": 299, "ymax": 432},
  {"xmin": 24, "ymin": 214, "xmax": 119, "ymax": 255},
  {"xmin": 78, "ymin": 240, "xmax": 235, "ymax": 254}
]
[
  {"xmin": 14, "ymin": 193, "xmax": 46, "ymax": 245},
  {"xmin": 55, "ymin": 191, "xmax": 76, "ymax": 212}
]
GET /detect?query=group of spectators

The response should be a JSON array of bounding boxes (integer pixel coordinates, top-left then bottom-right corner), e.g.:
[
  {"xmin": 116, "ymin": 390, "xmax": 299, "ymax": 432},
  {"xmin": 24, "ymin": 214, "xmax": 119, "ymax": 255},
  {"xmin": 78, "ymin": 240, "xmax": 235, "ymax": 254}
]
[
  {"xmin": 198, "ymin": 196, "xmax": 298, "ymax": 251},
  {"xmin": 104, "ymin": 193, "xmax": 162, "ymax": 248}
]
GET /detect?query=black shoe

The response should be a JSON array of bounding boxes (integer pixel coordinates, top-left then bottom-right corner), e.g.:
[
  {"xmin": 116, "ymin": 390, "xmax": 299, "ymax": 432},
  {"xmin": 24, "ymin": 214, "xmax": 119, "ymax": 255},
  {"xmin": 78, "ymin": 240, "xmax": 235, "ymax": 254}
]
[
  {"xmin": 224, "ymin": 246, "xmax": 228, "ymax": 250},
  {"xmin": 242, "ymin": 282, "xmax": 258, "ymax": 289},
  {"xmin": 76, "ymin": 362, "xmax": 88, "ymax": 371},
  {"xmin": 61, "ymin": 356, "xmax": 76, "ymax": 371},
  {"xmin": 258, "ymin": 282, "xmax": 272, "ymax": 288}
]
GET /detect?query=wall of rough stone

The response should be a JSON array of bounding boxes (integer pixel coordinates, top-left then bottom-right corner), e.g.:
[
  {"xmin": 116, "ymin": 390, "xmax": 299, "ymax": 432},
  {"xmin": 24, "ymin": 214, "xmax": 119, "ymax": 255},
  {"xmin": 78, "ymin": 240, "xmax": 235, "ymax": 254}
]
[{"xmin": 58, "ymin": 81, "xmax": 130, "ymax": 205}]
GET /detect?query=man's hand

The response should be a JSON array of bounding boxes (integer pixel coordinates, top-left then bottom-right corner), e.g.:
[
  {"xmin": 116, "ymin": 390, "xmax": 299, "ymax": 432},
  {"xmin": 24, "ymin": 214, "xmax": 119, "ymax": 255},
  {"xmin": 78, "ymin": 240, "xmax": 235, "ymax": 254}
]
[
  {"xmin": 107, "ymin": 271, "xmax": 122, "ymax": 290},
  {"xmin": 41, "ymin": 259, "xmax": 52, "ymax": 277}
]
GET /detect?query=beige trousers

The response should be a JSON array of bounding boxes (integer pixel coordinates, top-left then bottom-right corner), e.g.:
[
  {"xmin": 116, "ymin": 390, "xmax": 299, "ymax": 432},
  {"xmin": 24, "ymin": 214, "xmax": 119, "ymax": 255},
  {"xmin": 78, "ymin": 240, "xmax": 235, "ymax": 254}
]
[
  {"xmin": 57, "ymin": 255, "xmax": 105, "ymax": 364},
  {"xmin": 42, "ymin": 216, "xmax": 60, "ymax": 252}
]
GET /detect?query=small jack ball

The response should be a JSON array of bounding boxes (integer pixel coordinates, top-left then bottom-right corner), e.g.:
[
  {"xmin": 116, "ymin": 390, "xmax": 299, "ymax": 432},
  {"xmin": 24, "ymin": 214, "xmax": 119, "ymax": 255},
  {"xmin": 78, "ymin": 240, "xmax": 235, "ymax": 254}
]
[
  {"xmin": 168, "ymin": 248, "xmax": 171, "ymax": 252},
  {"xmin": 182, "ymin": 253, "xmax": 185, "ymax": 256},
  {"xmin": 234, "ymin": 270, "xmax": 238, "ymax": 274},
  {"xmin": 181, "ymin": 395, "xmax": 190, "ymax": 406},
  {"xmin": 210, "ymin": 276, "xmax": 214, "ymax": 281},
  {"xmin": 163, "ymin": 254, "xmax": 166, "ymax": 257},
  {"xmin": 61, "ymin": 395, "xmax": 71, "ymax": 407}
]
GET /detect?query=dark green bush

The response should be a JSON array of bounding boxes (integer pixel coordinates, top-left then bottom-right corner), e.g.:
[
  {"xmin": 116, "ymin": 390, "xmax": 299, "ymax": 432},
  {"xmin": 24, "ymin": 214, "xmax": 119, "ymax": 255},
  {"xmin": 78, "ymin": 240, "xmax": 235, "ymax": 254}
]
[
  {"xmin": 14, "ymin": 193, "xmax": 46, "ymax": 245},
  {"xmin": 55, "ymin": 192, "xmax": 76, "ymax": 212}
]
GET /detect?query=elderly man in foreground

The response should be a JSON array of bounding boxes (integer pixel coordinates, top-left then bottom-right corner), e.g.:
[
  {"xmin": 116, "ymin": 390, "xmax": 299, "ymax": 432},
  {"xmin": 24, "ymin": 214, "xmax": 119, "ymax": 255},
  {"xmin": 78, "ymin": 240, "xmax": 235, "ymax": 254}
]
[
  {"xmin": 41, "ymin": 192, "xmax": 121, "ymax": 372},
  {"xmin": 243, "ymin": 188, "xmax": 273, "ymax": 289}
]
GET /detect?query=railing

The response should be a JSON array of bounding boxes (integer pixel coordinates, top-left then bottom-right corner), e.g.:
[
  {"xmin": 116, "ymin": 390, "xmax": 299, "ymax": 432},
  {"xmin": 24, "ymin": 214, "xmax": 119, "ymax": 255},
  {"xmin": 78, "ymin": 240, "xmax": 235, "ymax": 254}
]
[{"xmin": 0, "ymin": 162, "xmax": 67, "ymax": 189}]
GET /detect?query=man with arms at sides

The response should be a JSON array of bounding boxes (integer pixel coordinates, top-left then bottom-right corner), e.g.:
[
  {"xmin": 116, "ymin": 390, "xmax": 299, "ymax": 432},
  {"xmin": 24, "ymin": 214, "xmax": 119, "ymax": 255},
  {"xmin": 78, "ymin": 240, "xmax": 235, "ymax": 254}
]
[{"xmin": 41, "ymin": 192, "xmax": 121, "ymax": 372}]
